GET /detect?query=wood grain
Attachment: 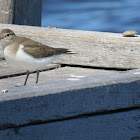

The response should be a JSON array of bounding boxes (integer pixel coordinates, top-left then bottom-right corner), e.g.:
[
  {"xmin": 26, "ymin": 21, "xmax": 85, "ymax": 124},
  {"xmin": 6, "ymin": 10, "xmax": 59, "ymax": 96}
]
[
  {"xmin": 0, "ymin": 24, "xmax": 140, "ymax": 69},
  {"xmin": 0, "ymin": 14, "xmax": 140, "ymax": 140},
  {"xmin": 0, "ymin": 62, "xmax": 116, "ymax": 89},
  {"xmin": 0, "ymin": 0, "xmax": 13, "ymax": 24},
  {"xmin": 0, "ymin": 1, "xmax": 41, "ymax": 26},
  {"xmin": 0, "ymin": 110, "xmax": 139, "ymax": 140},
  {"xmin": 0, "ymin": 69, "xmax": 140, "ymax": 130},
  {"xmin": 0, "ymin": 61, "xmax": 60, "ymax": 78}
]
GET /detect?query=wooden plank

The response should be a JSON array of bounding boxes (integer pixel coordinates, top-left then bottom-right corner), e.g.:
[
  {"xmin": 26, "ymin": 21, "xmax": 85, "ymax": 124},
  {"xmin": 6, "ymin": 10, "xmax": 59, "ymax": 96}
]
[
  {"xmin": 0, "ymin": 0, "xmax": 42, "ymax": 26},
  {"xmin": 0, "ymin": 69, "xmax": 140, "ymax": 129},
  {"xmin": 0, "ymin": 60, "xmax": 60, "ymax": 78},
  {"xmin": 0, "ymin": 110, "xmax": 140, "ymax": 140},
  {"xmin": 1, "ymin": 24, "xmax": 140, "ymax": 69},
  {"xmin": 0, "ymin": 65, "xmax": 116, "ymax": 89},
  {"xmin": 0, "ymin": 0, "xmax": 13, "ymax": 24}
]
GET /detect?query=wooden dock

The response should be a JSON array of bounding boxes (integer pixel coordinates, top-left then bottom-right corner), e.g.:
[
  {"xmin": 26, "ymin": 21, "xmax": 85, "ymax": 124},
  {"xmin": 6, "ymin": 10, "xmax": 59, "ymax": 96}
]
[
  {"xmin": 0, "ymin": 24, "xmax": 140, "ymax": 140},
  {"xmin": 0, "ymin": 0, "xmax": 42, "ymax": 26}
]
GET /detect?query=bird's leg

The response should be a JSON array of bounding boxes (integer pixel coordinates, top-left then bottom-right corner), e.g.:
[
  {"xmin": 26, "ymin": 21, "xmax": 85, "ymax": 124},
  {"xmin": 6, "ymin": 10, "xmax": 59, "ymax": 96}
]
[
  {"xmin": 24, "ymin": 70, "xmax": 30, "ymax": 86},
  {"xmin": 36, "ymin": 70, "xmax": 40, "ymax": 84}
]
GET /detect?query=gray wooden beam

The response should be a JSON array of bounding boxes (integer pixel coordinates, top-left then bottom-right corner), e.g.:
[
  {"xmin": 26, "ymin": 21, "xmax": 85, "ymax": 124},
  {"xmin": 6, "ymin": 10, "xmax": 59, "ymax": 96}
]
[
  {"xmin": 0, "ymin": 0, "xmax": 42, "ymax": 26},
  {"xmin": 0, "ymin": 0, "xmax": 14, "ymax": 24},
  {"xmin": 0, "ymin": 69, "xmax": 140, "ymax": 130},
  {"xmin": 0, "ymin": 24, "xmax": 140, "ymax": 69},
  {"xmin": 0, "ymin": 109, "xmax": 139, "ymax": 140},
  {"xmin": 0, "ymin": 61, "xmax": 116, "ymax": 89},
  {"xmin": 0, "ymin": 60, "xmax": 60, "ymax": 79}
]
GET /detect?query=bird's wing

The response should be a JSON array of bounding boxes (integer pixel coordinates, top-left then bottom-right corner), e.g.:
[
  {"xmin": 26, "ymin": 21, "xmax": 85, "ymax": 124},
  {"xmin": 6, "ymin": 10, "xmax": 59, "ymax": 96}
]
[{"xmin": 20, "ymin": 38, "xmax": 69, "ymax": 58}]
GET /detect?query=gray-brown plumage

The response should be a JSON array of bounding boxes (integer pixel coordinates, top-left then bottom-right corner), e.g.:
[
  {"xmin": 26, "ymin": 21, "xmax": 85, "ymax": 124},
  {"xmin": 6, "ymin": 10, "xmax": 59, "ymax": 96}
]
[
  {"xmin": 22, "ymin": 39, "xmax": 70, "ymax": 58},
  {"xmin": 0, "ymin": 29, "xmax": 70, "ymax": 58},
  {"xmin": 0, "ymin": 29, "xmax": 73, "ymax": 86}
]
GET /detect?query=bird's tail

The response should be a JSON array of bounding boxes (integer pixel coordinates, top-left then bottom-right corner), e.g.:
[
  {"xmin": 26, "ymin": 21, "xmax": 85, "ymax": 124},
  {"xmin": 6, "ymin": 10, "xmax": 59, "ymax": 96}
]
[
  {"xmin": 64, "ymin": 52, "xmax": 77, "ymax": 55},
  {"xmin": 55, "ymin": 48, "xmax": 77, "ymax": 55}
]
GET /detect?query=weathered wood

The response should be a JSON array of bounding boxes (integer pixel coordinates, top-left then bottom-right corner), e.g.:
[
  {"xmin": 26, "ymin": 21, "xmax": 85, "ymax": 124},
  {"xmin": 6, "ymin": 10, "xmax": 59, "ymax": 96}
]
[
  {"xmin": 0, "ymin": 24, "xmax": 140, "ymax": 139},
  {"xmin": 0, "ymin": 0, "xmax": 14, "ymax": 24},
  {"xmin": 0, "ymin": 0, "xmax": 42, "ymax": 26},
  {"xmin": 0, "ymin": 24, "xmax": 140, "ymax": 69},
  {"xmin": 0, "ymin": 62, "xmax": 115, "ymax": 89},
  {"xmin": 0, "ymin": 110, "xmax": 139, "ymax": 140},
  {"xmin": 0, "ymin": 61, "xmax": 60, "ymax": 78},
  {"xmin": 0, "ymin": 69, "xmax": 140, "ymax": 130}
]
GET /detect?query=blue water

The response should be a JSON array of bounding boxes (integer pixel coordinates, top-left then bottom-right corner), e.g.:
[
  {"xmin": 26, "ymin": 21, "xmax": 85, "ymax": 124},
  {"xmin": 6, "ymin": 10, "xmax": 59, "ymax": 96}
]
[{"xmin": 42, "ymin": 0, "xmax": 140, "ymax": 33}]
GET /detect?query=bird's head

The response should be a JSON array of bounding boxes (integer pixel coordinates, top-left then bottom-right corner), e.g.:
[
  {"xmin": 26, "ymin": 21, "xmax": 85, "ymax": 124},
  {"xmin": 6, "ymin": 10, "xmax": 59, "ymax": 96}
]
[{"xmin": 0, "ymin": 29, "xmax": 16, "ymax": 48}]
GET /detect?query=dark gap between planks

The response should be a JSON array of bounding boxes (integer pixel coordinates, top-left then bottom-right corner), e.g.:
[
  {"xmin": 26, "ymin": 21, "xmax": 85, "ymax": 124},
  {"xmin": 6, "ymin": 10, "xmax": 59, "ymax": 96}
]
[
  {"xmin": 0, "ymin": 63, "xmax": 133, "ymax": 79},
  {"xmin": 60, "ymin": 64, "xmax": 133, "ymax": 71},
  {"xmin": 0, "ymin": 106, "xmax": 139, "ymax": 131},
  {"xmin": 0, "ymin": 65, "xmax": 60, "ymax": 79}
]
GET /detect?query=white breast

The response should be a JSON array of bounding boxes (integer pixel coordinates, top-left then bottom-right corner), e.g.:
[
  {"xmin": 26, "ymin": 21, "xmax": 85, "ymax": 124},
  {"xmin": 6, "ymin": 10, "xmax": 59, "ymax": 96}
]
[{"xmin": 4, "ymin": 44, "xmax": 61, "ymax": 71}]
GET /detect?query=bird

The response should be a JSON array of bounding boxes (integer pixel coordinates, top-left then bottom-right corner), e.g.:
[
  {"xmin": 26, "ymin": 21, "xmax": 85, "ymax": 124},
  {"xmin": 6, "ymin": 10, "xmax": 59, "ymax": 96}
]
[{"xmin": 0, "ymin": 29, "xmax": 72, "ymax": 86}]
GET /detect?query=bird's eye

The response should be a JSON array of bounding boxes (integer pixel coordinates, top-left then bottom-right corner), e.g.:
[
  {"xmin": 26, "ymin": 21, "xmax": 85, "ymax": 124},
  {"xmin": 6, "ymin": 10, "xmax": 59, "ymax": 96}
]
[{"xmin": 5, "ymin": 34, "xmax": 10, "ymax": 37}]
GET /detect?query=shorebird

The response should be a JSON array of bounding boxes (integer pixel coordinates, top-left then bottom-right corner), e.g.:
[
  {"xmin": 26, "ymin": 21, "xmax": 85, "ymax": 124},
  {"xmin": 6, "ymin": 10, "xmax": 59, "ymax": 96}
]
[{"xmin": 0, "ymin": 29, "xmax": 72, "ymax": 86}]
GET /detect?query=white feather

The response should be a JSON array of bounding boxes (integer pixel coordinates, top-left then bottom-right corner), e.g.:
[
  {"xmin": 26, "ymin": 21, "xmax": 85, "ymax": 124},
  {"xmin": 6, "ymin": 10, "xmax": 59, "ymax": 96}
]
[{"xmin": 4, "ymin": 44, "xmax": 60, "ymax": 71}]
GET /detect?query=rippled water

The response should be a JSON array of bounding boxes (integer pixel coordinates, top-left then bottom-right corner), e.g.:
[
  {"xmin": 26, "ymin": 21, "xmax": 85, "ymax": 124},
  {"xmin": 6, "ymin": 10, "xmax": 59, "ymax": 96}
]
[{"xmin": 42, "ymin": 0, "xmax": 140, "ymax": 33}]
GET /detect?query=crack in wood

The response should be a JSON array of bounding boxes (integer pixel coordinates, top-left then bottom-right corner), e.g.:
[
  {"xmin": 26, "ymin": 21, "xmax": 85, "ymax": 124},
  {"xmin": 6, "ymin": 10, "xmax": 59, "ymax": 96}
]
[
  {"xmin": 0, "ymin": 106, "xmax": 139, "ymax": 131},
  {"xmin": 0, "ymin": 64, "xmax": 60, "ymax": 79},
  {"xmin": 61, "ymin": 64, "xmax": 131, "ymax": 71},
  {"xmin": 0, "ymin": 62, "xmax": 126, "ymax": 80}
]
